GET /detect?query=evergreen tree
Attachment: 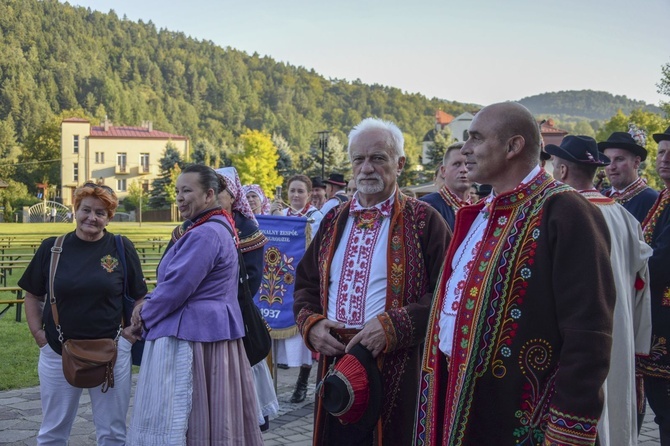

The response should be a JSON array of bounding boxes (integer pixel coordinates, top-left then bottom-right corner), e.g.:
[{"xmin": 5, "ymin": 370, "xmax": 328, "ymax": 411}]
[
  {"xmin": 149, "ymin": 142, "xmax": 184, "ymax": 208},
  {"xmin": 425, "ymin": 129, "xmax": 453, "ymax": 172}
]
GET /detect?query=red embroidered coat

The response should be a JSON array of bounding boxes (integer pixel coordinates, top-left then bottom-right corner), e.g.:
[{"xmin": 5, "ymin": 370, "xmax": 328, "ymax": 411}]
[
  {"xmin": 415, "ymin": 171, "xmax": 616, "ymax": 446},
  {"xmin": 294, "ymin": 192, "xmax": 450, "ymax": 446}
]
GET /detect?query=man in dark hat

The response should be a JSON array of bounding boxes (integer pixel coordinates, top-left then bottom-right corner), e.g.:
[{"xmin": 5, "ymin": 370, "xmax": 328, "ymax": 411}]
[
  {"xmin": 320, "ymin": 173, "xmax": 349, "ymax": 216},
  {"xmin": 420, "ymin": 141, "xmax": 470, "ymax": 230},
  {"xmin": 599, "ymin": 131, "xmax": 659, "ymax": 222},
  {"xmin": 638, "ymin": 125, "xmax": 670, "ymax": 445},
  {"xmin": 311, "ymin": 176, "xmax": 327, "ymax": 210},
  {"xmin": 294, "ymin": 118, "xmax": 449, "ymax": 446},
  {"xmin": 548, "ymin": 135, "xmax": 652, "ymax": 444},
  {"xmin": 416, "ymin": 103, "xmax": 615, "ymax": 445}
]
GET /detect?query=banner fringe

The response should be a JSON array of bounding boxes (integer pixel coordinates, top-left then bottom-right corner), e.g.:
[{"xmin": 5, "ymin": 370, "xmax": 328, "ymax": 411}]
[{"xmin": 270, "ymin": 325, "xmax": 299, "ymax": 340}]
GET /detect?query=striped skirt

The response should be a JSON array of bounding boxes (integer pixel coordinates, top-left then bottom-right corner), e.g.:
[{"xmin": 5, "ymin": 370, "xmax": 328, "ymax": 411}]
[{"xmin": 128, "ymin": 337, "xmax": 262, "ymax": 446}]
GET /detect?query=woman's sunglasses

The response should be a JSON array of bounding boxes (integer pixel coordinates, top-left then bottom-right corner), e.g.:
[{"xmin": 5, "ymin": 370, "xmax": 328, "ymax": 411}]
[{"xmin": 82, "ymin": 182, "xmax": 115, "ymax": 195}]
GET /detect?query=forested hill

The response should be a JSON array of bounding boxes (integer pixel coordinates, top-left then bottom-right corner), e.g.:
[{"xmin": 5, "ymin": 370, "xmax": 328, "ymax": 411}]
[
  {"xmin": 0, "ymin": 0, "xmax": 475, "ymax": 153},
  {"xmin": 518, "ymin": 90, "xmax": 663, "ymax": 120}
]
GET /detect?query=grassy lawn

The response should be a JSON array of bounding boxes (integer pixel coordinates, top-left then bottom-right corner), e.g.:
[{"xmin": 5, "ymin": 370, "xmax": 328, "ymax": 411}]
[{"xmin": 0, "ymin": 222, "xmax": 175, "ymax": 390}]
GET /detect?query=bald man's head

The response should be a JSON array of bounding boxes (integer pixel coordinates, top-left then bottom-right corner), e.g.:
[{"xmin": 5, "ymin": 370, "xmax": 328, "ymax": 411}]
[{"xmin": 484, "ymin": 102, "xmax": 541, "ymax": 163}]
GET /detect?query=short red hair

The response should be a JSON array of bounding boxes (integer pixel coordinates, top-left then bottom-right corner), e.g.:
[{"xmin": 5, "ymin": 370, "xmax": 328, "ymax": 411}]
[{"xmin": 73, "ymin": 185, "xmax": 118, "ymax": 219}]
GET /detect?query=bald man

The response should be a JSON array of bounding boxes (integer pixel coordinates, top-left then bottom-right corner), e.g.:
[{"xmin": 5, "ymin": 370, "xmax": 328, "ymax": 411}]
[{"xmin": 416, "ymin": 102, "xmax": 616, "ymax": 446}]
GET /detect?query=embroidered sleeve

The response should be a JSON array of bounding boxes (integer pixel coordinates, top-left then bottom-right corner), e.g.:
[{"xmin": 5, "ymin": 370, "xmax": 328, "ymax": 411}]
[
  {"xmin": 297, "ymin": 310, "xmax": 326, "ymax": 352},
  {"xmin": 378, "ymin": 307, "xmax": 415, "ymax": 353},
  {"xmin": 543, "ymin": 407, "xmax": 599, "ymax": 445}
]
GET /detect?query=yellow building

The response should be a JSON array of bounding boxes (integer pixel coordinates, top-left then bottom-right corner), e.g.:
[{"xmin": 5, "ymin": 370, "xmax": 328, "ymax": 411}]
[{"xmin": 60, "ymin": 118, "xmax": 189, "ymax": 206}]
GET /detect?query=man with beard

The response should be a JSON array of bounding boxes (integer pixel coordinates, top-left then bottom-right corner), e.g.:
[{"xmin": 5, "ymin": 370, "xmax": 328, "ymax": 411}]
[
  {"xmin": 294, "ymin": 117, "xmax": 449, "ymax": 446},
  {"xmin": 415, "ymin": 102, "xmax": 615, "ymax": 446},
  {"xmin": 421, "ymin": 142, "xmax": 470, "ymax": 230},
  {"xmin": 638, "ymin": 126, "xmax": 670, "ymax": 445}
]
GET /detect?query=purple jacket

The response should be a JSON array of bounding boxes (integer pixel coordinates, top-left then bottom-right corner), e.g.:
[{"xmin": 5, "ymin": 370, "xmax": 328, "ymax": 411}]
[{"xmin": 141, "ymin": 215, "xmax": 243, "ymax": 342}]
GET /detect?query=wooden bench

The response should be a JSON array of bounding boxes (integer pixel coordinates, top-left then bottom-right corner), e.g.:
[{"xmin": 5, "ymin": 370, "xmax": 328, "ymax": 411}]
[{"xmin": 0, "ymin": 287, "xmax": 24, "ymax": 322}]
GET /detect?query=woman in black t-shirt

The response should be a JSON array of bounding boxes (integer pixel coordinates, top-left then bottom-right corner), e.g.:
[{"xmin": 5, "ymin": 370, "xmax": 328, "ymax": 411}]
[{"xmin": 19, "ymin": 183, "xmax": 147, "ymax": 445}]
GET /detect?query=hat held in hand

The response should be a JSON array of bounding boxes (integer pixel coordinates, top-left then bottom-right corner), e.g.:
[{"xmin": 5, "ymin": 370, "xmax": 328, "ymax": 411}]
[{"xmin": 320, "ymin": 343, "xmax": 383, "ymax": 431}]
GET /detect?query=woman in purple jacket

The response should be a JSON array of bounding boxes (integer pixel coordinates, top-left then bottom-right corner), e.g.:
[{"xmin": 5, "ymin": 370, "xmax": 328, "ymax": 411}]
[{"xmin": 127, "ymin": 164, "xmax": 262, "ymax": 445}]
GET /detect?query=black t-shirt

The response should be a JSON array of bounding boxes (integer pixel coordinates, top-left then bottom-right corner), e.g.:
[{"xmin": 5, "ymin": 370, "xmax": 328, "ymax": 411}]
[{"xmin": 18, "ymin": 231, "xmax": 147, "ymax": 355}]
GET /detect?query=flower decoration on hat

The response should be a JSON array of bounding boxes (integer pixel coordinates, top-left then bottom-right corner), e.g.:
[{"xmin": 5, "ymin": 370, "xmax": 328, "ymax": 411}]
[{"xmin": 628, "ymin": 123, "xmax": 647, "ymax": 148}]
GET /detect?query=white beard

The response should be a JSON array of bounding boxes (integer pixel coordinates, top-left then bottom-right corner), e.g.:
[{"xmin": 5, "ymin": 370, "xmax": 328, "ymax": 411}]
[{"xmin": 356, "ymin": 174, "xmax": 384, "ymax": 195}]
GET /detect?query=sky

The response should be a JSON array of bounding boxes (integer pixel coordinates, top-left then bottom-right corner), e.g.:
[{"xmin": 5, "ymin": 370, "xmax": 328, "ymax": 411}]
[{"xmin": 65, "ymin": 0, "xmax": 670, "ymax": 107}]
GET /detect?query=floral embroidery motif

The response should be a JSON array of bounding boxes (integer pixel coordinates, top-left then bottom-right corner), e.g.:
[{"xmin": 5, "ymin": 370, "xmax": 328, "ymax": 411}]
[
  {"xmin": 606, "ymin": 177, "xmax": 653, "ymax": 205},
  {"xmin": 513, "ymin": 340, "xmax": 554, "ymax": 443},
  {"xmin": 642, "ymin": 189, "xmax": 669, "ymax": 245},
  {"xmin": 259, "ymin": 247, "xmax": 295, "ymax": 306},
  {"xmin": 100, "ymin": 255, "xmax": 118, "ymax": 273}
]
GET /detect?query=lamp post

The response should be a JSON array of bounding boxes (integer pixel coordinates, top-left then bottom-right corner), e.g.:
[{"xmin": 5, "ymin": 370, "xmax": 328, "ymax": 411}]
[{"xmin": 317, "ymin": 130, "xmax": 329, "ymax": 179}]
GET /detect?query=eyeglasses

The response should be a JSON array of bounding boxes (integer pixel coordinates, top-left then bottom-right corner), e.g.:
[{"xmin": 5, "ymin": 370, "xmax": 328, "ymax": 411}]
[{"xmin": 82, "ymin": 182, "xmax": 115, "ymax": 195}]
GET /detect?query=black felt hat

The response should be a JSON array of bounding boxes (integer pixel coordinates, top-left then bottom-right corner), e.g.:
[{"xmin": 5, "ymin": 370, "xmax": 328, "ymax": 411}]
[
  {"xmin": 598, "ymin": 132, "xmax": 647, "ymax": 161},
  {"xmin": 324, "ymin": 173, "xmax": 347, "ymax": 187},
  {"xmin": 653, "ymin": 126, "xmax": 670, "ymax": 143},
  {"xmin": 476, "ymin": 184, "xmax": 492, "ymax": 197},
  {"xmin": 311, "ymin": 176, "xmax": 326, "ymax": 189},
  {"xmin": 545, "ymin": 135, "xmax": 611, "ymax": 167},
  {"xmin": 320, "ymin": 344, "xmax": 383, "ymax": 432}
]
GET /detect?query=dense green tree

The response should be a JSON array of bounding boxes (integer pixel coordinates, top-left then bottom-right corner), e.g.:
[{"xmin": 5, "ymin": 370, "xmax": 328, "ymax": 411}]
[
  {"xmin": 149, "ymin": 143, "xmax": 184, "ymax": 208},
  {"xmin": 425, "ymin": 128, "xmax": 453, "ymax": 172},
  {"xmin": 230, "ymin": 130, "xmax": 282, "ymax": 195}
]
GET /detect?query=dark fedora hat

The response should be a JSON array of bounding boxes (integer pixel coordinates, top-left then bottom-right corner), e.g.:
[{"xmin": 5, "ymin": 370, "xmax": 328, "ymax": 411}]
[
  {"xmin": 320, "ymin": 344, "xmax": 383, "ymax": 432},
  {"xmin": 597, "ymin": 132, "xmax": 647, "ymax": 161},
  {"xmin": 476, "ymin": 184, "xmax": 492, "ymax": 197},
  {"xmin": 653, "ymin": 126, "xmax": 670, "ymax": 143},
  {"xmin": 540, "ymin": 150, "xmax": 551, "ymax": 161},
  {"xmin": 324, "ymin": 173, "xmax": 347, "ymax": 187},
  {"xmin": 311, "ymin": 176, "xmax": 326, "ymax": 189},
  {"xmin": 545, "ymin": 135, "xmax": 611, "ymax": 167}
]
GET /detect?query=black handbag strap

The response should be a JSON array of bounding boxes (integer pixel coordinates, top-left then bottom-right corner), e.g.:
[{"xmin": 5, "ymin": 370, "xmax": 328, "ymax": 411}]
[
  {"xmin": 203, "ymin": 218, "xmax": 253, "ymax": 302},
  {"xmin": 114, "ymin": 235, "xmax": 130, "ymax": 301}
]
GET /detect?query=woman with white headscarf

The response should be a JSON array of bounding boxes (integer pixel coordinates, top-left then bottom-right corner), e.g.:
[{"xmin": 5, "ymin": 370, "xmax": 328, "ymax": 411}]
[{"xmin": 216, "ymin": 167, "xmax": 279, "ymax": 431}]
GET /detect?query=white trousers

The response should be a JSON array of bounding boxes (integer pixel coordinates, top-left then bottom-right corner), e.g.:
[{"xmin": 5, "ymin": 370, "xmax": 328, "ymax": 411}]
[{"xmin": 36, "ymin": 337, "xmax": 133, "ymax": 446}]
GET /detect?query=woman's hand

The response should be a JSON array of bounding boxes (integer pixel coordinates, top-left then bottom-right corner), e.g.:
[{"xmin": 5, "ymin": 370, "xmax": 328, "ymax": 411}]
[
  {"xmin": 131, "ymin": 299, "xmax": 145, "ymax": 327},
  {"xmin": 270, "ymin": 201, "xmax": 284, "ymax": 215},
  {"xmin": 33, "ymin": 329, "xmax": 47, "ymax": 348},
  {"xmin": 121, "ymin": 322, "xmax": 142, "ymax": 344}
]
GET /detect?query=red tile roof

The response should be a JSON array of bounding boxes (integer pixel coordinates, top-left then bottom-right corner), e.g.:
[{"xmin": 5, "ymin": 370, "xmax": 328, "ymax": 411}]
[
  {"xmin": 89, "ymin": 125, "xmax": 188, "ymax": 140},
  {"xmin": 436, "ymin": 110, "xmax": 454, "ymax": 125},
  {"xmin": 62, "ymin": 117, "xmax": 90, "ymax": 123},
  {"xmin": 539, "ymin": 119, "xmax": 568, "ymax": 135}
]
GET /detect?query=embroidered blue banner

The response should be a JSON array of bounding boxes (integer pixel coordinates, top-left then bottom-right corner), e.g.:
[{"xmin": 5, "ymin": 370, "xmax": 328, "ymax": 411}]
[{"xmin": 254, "ymin": 215, "xmax": 310, "ymax": 336}]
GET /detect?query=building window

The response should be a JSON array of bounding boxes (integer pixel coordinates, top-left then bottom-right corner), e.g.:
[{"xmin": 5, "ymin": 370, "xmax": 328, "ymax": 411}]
[
  {"xmin": 142, "ymin": 180, "xmax": 150, "ymax": 193},
  {"xmin": 117, "ymin": 153, "xmax": 127, "ymax": 173},
  {"xmin": 73, "ymin": 135, "xmax": 79, "ymax": 153},
  {"xmin": 463, "ymin": 130, "xmax": 469, "ymax": 141},
  {"xmin": 117, "ymin": 179, "xmax": 127, "ymax": 191},
  {"xmin": 140, "ymin": 153, "xmax": 150, "ymax": 173},
  {"xmin": 73, "ymin": 163, "xmax": 78, "ymax": 182},
  {"xmin": 95, "ymin": 152, "xmax": 105, "ymax": 164}
]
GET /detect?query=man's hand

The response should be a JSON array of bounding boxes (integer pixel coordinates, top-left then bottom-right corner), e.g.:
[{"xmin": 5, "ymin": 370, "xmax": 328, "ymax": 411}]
[
  {"xmin": 346, "ymin": 317, "xmax": 387, "ymax": 358},
  {"xmin": 307, "ymin": 319, "xmax": 346, "ymax": 357}
]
